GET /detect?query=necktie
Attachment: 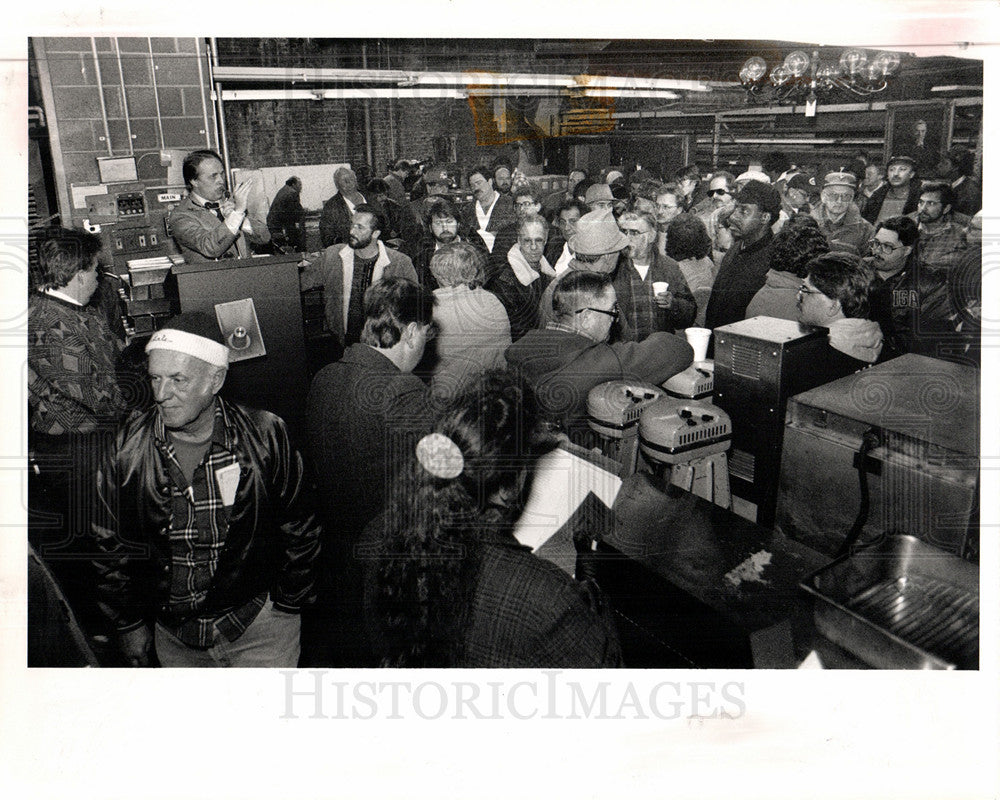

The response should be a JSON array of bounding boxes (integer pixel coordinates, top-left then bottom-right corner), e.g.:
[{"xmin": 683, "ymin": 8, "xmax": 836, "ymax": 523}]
[{"xmin": 203, "ymin": 201, "xmax": 226, "ymax": 223}]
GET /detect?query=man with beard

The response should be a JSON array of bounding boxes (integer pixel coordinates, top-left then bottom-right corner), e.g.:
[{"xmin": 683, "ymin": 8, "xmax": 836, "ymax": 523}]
[
  {"xmin": 411, "ymin": 198, "xmax": 487, "ymax": 291},
  {"xmin": 492, "ymin": 158, "xmax": 514, "ymax": 195},
  {"xmin": 488, "ymin": 214, "xmax": 555, "ymax": 342},
  {"xmin": 300, "ymin": 205, "xmax": 417, "ymax": 351},
  {"xmin": 937, "ymin": 146, "xmax": 981, "ymax": 217},
  {"xmin": 907, "ymin": 181, "xmax": 968, "ymax": 274},
  {"xmin": 463, "ymin": 164, "xmax": 515, "ymax": 254},
  {"xmin": 810, "ymin": 171, "xmax": 874, "ymax": 256},
  {"xmin": 704, "ymin": 181, "xmax": 781, "ymax": 331},
  {"xmin": 861, "ymin": 155, "xmax": 921, "ymax": 224},
  {"xmin": 320, "ymin": 167, "xmax": 368, "ymax": 248}
]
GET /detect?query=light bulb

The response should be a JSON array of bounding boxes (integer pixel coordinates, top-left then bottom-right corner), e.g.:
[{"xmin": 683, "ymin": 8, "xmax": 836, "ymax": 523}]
[
  {"xmin": 770, "ymin": 65, "xmax": 791, "ymax": 87},
  {"xmin": 873, "ymin": 51, "xmax": 901, "ymax": 76},
  {"xmin": 783, "ymin": 51, "xmax": 811, "ymax": 78},
  {"xmin": 839, "ymin": 49, "xmax": 868, "ymax": 75},
  {"xmin": 740, "ymin": 56, "xmax": 768, "ymax": 84}
]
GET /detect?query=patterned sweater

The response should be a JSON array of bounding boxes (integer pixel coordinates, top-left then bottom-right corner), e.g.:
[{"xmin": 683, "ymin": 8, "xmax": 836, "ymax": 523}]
[{"xmin": 28, "ymin": 292, "xmax": 127, "ymax": 435}]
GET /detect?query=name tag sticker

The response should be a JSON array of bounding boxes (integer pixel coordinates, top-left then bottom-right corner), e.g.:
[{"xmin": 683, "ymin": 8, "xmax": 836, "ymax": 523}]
[{"xmin": 214, "ymin": 463, "xmax": 241, "ymax": 507}]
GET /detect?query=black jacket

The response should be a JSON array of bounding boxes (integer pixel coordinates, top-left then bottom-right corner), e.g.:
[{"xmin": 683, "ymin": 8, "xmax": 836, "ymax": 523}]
[
  {"xmin": 861, "ymin": 182, "xmax": 922, "ymax": 224},
  {"xmin": 91, "ymin": 398, "xmax": 321, "ymax": 632},
  {"xmin": 704, "ymin": 229, "xmax": 774, "ymax": 331}
]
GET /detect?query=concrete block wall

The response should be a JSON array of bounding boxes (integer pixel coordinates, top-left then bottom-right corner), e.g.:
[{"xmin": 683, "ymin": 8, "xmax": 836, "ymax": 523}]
[{"xmin": 34, "ymin": 37, "xmax": 214, "ymax": 223}]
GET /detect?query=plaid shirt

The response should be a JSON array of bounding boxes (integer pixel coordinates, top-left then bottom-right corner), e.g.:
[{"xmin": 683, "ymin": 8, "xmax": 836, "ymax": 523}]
[
  {"xmin": 907, "ymin": 213, "xmax": 968, "ymax": 275},
  {"xmin": 613, "ymin": 254, "xmax": 696, "ymax": 341},
  {"xmin": 153, "ymin": 405, "xmax": 266, "ymax": 647}
]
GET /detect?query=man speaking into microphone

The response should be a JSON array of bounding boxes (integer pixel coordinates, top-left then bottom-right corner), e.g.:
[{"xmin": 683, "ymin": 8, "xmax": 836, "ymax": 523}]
[{"xmin": 169, "ymin": 149, "xmax": 270, "ymax": 262}]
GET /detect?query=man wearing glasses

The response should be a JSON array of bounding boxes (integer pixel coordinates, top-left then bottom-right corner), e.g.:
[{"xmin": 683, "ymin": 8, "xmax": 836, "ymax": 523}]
[
  {"xmin": 811, "ymin": 171, "xmax": 875, "ymax": 256},
  {"xmin": 617, "ymin": 210, "xmax": 697, "ymax": 338},
  {"xmin": 866, "ymin": 216, "xmax": 952, "ymax": 361},
  {"xmin": 696, "ymin": 171, "xmax": 737, "ymax": 262},
  {"xmin": 487, "ymin": 184, "xmax": 545, "ymax": 283},
  {"xmin": 506, "ymin": 270, "xmax": 693, "ymax": 437}
]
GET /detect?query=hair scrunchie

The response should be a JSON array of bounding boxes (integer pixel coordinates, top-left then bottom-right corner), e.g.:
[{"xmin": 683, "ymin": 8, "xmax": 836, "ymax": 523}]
[{"xmin": 415, "ymin": 433, "xmax": 464, "ymax": 479}]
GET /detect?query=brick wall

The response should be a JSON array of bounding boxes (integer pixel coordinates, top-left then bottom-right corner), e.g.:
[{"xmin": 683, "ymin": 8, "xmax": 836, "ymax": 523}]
[
  {"xmin": 217, "ymin": 39, "xmax": 555, "ymax": 181},
  {"xmin": 34, "ymin": 36, "xmax": 214, "ymax": 222}
]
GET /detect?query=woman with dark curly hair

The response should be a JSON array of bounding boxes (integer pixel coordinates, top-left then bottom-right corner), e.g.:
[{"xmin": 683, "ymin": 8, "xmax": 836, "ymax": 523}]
[
  {"xmin": 665, "ymin": 213, "xmax": 716, "ymax": 326},
  {"xmin": 745, "ymin": 221, "xmax": 831, "ymax": 321},
  {"xmin": 366, "ymin": 371, "xmax": 623, "ymax": 668}
]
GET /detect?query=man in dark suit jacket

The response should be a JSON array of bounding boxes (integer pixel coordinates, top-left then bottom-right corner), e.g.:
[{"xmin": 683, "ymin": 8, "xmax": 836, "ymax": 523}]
[
  {"xmin": 319, "ymin": 167, "xmax": 367, "ymax": 248},
  {"xmin": 304, "ymin": 277, "xmax": 436, "ymax": 666},
  {"xmin": 169, "ymin": 149, "xmax": 270, "ymax": 262},
  {"xmin": 266, "ymin": 176, "xmax": 305, "ymax": 251}
]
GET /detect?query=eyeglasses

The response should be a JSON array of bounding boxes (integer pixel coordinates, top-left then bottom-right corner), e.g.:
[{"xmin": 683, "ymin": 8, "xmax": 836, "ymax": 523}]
[
  {"xmin": 619, "ymin": 228, "xmax": 651, "ymax": 237},
  {"xmin": 576, "ymin": 304, "xmax": 620, "ymax": 321},
  {"xmin": 870, "ymin": 240, "xmax": 903, "ymax": 255},
  {"xmin": 822, "ymin": 192, "xmax": 854, "ymax": 203},
  {"xmin": 707, "ymin": 188, "xmax": 730, "ymax": 197},
  {"xmin": 797, "ymin": 284, "xmax": 824, "ymax": 296}
]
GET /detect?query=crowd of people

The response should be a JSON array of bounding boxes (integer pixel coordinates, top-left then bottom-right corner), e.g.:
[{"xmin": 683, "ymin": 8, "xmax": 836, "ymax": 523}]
[{"xmin": 27, "ymin": 143, "xmax": 982, "ymax": 668}]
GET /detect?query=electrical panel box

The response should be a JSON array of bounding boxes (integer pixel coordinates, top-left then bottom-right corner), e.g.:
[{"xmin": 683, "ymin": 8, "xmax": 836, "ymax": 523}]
[
  {"xmin": 712, "ymin": 317, "xmax": 829, "ymax": 526},
  {"xmin": 85, "ymin": 182, "xmax": 148, "ymax": 224}
]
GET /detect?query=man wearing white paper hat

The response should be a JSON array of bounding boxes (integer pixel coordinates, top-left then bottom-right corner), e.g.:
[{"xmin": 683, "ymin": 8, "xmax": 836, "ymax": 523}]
[{"xmin": 91, "ymin": 311, "xmax": 320, "ymax": 668}]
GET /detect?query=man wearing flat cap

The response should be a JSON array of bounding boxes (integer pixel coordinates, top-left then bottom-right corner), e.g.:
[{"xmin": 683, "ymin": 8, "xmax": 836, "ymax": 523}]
[
  {"xmin": 861, "ymin": 155, "xmax": 922, "ymax": 224},
  {"xmin": 535, "ymin": 209, "xmax": 630, "ymax": 330},
  {"xmin": 91, "ymin": 312, "xmax": 321, "ymax": 667},
  {"xmin": 811, "ymin": 171, "xmax": 875, "ymax": 256}
]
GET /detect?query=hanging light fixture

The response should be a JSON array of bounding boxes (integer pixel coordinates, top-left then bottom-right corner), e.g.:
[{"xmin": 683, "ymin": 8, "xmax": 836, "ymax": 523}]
[{"xmin": 739, "ymin": 47, "xmax": 901, "ymax": 111}]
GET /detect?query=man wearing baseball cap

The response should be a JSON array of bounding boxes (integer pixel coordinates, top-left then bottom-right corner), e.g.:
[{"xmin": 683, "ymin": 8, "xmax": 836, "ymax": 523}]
[
  {"xmin": 811, "ymin": 170, "xmax": 875, "ymax": 256},
  {"xmin": 91, "ymin": 311, "xmax": 321, "ymax": 667},
  {"xmin": 861, "ymin": 155, "xmax": 922, "ymax": 225}
]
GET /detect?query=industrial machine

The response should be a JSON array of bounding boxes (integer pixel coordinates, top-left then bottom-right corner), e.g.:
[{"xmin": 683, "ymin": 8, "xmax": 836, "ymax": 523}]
[
  {"xmin": 661, "ymin": 361, "xmax": 714, "ymax": 400},
  {"xmin": 777, "ymin": 354, "xmax": 979, "ymax": 560},
  {"xmin": 638, "ymin": 397, "xmax": 733, "ymax": 507},
  {"xmin": 586, "ymin": 380, "xmax": 664, "ymax": 477},
  {"xmin": 712, "ymin": 317, "xmax": 829, "ymax": 525},
  {"xmin": 85, "ymin": 183, "xmax": 185, "ymax": 338}
]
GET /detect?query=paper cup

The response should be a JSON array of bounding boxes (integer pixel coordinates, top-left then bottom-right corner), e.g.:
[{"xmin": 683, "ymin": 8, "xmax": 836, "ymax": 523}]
[
  {"xmin": 652, "ymin": 281, "xmax": 670, "ymax": 296},
  {"xmin": 685, "ymin": 327, "xmax": 712, "ymax": 362}
]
